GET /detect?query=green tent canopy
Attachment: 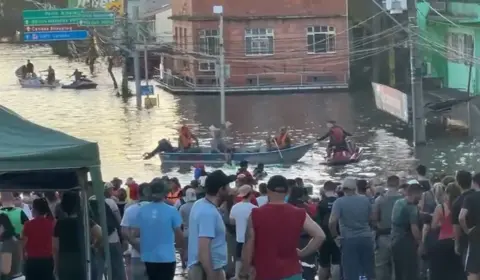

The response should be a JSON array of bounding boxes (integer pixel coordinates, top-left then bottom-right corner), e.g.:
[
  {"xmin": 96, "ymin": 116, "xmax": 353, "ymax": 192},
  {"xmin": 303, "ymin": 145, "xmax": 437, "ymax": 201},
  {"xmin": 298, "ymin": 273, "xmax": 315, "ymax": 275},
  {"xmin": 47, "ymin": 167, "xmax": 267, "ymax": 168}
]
[
  {"xmin": 0, "ymin": 105, "xmax": 102, "ymax": 190},
  {"xmin": 0, "ymin": 106, "xmax": 113, "ymax": 280}
]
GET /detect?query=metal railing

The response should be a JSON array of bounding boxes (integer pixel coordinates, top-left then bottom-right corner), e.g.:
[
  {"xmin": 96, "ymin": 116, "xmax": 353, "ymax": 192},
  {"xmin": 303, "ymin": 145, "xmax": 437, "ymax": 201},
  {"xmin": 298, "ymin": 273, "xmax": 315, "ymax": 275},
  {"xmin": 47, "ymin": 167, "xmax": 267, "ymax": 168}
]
[{"xmin": 157, "ymin": 70, "xmax": 348, "ymax": 91}]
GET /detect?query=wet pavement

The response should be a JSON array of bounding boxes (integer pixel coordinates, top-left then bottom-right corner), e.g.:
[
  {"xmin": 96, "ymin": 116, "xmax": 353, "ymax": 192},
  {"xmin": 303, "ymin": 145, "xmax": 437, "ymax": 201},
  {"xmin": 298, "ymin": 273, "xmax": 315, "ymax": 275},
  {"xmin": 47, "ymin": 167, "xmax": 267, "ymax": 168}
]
[{"xmin": 1, "ymin": 44, "xmax": 480, "ymax": 191}]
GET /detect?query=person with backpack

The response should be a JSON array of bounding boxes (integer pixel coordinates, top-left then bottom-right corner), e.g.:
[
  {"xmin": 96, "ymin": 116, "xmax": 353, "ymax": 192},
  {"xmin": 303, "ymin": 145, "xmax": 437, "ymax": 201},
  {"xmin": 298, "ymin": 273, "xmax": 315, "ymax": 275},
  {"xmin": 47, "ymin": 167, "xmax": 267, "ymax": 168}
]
[
  {"xmin": 316, "ymin": 181, "xmax": 341, "ymax": 280},
  {"xmin": 0, "ymin": 192, "xmax": 29, "ymax": 237},
  {"xmin": 372, "ymin": 175, "xmax": 403, "ymax": 280},
  {"xmin": 89, "ymin": 183, "xmax": 126, "ymax": 280}
]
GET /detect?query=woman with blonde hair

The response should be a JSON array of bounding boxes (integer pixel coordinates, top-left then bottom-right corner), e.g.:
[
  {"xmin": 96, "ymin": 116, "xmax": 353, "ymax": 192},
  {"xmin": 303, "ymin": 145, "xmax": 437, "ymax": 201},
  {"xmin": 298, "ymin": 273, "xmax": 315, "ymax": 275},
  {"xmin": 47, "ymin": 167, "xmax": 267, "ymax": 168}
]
[
  {"xmin": 432, "ymin": 182, "xmax": 446, "ymax": 204},
  {"xmin": 429, "ymin": 183, "xmax": 465, "ymax": 280}
]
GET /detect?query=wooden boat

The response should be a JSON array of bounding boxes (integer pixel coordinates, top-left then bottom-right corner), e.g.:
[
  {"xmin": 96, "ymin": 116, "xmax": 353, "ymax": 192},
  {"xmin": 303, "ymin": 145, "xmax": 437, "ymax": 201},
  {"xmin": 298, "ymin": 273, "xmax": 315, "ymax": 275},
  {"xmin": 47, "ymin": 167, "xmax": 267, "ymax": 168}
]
[{"xmin": 159, "ymin": 142, "xmax": 314, "ymax": 165}]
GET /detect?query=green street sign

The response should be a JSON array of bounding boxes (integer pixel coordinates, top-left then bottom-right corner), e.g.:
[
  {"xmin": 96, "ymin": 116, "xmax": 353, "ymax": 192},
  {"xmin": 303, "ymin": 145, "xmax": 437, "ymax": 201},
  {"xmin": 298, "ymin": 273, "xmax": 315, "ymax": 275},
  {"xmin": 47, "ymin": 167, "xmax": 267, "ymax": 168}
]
[
  {"xmin": 24, "ymin": 17, "xmax": 115, "ymax": 26},
  {"xmin": 24, "ymin": 18, "xmax": 81, "ymax": 25},
  {"xmin": 23, "ymin": 9, "xmax": 84, "ymax": 18},
  {"xmin": 23, "ymin": 9, "xmax": 116, "ymax": 26},
  {"xmin": 79, "ymin": 18, "xmax": 115, "ymax": 26}
]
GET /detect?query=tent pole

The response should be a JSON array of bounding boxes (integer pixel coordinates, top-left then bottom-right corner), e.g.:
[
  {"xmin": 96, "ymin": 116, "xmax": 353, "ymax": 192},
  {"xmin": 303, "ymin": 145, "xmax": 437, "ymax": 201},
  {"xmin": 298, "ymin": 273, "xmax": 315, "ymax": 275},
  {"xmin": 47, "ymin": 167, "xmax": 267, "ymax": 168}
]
[
  {"xmin": 77, "ymin": 170, "xmax": 92, "ymax": 280},
  {"xmin": 89, "ymin": 167, "xmax": 113, "ymax": 280}
]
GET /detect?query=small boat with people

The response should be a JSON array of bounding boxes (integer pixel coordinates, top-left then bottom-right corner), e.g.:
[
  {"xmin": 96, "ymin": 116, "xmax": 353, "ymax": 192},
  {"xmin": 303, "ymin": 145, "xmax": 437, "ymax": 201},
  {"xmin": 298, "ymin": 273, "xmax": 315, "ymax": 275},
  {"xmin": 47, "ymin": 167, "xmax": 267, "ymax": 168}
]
[
  {"xmin": 18, "ymin": 76, "xmax": 61, "ymax": 89},
  {"xmin": 61, "ymin": 77, "xmax": 98, "ymax": 89},
  {"xmin": 16, "ymin": 62, "xmax": 60, "ymax": 89},
  {"xmin": 155, "ymin": 142, "xmax": 314, "ymax": 165},
  {"xmin": 143, "ymin": 124, "xmax": 314, "ymax": 165},
  {"xmin": 61, "ymin": 69, "xmax": 98, "ymax": 89},
  {"xmin": 317, "ymin": 120, "xmax": 364, "ymax": 165}
]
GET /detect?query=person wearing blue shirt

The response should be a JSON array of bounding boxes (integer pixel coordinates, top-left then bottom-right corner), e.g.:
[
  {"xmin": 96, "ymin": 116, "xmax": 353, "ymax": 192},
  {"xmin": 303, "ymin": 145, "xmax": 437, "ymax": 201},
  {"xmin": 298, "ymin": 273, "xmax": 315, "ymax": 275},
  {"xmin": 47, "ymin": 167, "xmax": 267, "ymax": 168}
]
[
  {"xmin": 188, "ymin": 170, "xmax": 235, "ymax": 280},
  {"xmin": 121, "ymin": 183, "xmax": 150, "ymax": 280},
  {"xmin": 131, "ymin": 179, "xmax": 184, "ymax": 280}
]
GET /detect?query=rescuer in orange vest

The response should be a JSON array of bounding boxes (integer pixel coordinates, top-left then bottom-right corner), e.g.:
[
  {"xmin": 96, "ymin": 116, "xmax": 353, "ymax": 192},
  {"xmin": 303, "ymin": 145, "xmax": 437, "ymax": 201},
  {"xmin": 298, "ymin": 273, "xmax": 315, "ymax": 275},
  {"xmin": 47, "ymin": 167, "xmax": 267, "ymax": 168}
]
[
  {"xmin": 273, "ymin": 127, "xmax": 292, "ymax": 149},
  {"xmin": 177, "ymin": 125, "xmax": 198, "ymax": 151},
  {"xmin": 317, "ymin": 120, "xmax": 352, "ymax": 157}
]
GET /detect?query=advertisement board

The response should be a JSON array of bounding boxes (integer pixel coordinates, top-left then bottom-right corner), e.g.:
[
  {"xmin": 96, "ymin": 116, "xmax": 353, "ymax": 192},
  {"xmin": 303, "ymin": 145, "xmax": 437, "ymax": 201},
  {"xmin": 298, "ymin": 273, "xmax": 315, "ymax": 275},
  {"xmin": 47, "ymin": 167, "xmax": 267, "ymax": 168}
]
[
  {"xmin": 372, "ymin": 82, "xmax": 409, "ymax": 123},
  {"xmin": 68, "ymin": 0, "xmax": 123, "ymax": 16}
]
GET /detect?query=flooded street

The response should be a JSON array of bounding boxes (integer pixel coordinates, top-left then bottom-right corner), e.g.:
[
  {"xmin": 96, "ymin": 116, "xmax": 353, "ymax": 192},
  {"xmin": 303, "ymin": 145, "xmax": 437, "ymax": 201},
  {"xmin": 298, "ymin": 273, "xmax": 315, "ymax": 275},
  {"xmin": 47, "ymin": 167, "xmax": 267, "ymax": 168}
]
[{"xmin": 1, "ymin": 44, "xmax": 479, "ymax": 190}]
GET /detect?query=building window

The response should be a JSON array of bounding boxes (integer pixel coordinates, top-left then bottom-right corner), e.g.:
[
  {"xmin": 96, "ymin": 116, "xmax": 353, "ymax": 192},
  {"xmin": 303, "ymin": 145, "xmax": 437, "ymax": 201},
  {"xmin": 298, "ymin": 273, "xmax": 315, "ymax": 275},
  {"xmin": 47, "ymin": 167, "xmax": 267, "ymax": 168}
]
[
  {"xmin": 245, "ymin": 28, "xmax": 274, "ymax": 56},
  {"xmin": 132, "ymin": 6, "xmax": 140, "ymax": 20},
  {"xmin": 307, "ymin": 26, "xmax": 336, "ymax": 54},
  {"xmin": 198, "ymin": 61, "xmax": 216, "ymax": 72},
  {"xmin": 199, "ymin": 29, "xmax": 219, "ymax": 55},
  {"xmin": 447, "ymin": 32, "xmax": 474, "ymax": 63}
]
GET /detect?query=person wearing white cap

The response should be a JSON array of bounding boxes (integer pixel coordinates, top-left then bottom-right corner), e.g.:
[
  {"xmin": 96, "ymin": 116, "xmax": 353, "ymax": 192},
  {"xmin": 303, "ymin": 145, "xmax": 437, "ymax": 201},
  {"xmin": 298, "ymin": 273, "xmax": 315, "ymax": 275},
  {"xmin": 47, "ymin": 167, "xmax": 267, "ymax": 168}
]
[
  {"xmin": 328, "ymin": 177, "xmax": 374, "ymax": 280},
  {"xmin": 179, "ymin": 188, "xmax": 197, "ymax": 269},
  {"xmin": 229, "ymin": 185, "xmax": 257, "ymax": 279}
]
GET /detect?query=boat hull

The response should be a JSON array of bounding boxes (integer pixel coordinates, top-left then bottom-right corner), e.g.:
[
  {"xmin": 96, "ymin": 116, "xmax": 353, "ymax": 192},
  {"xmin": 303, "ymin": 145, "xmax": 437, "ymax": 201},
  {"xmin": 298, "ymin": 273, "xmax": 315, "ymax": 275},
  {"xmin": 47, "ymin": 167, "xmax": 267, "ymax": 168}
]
[
  {"xmin": 159, "ymin": 143, "xmax": 313, "ymax": 165},
  {"xmin": 61, "ymin": 82, "xmax": 98, "ymax": 89},
  {"xmin": 324, "ymin": 147, "xmax": 364, "ymax": 166},
  {"xmin": 19, "ymin": 78, "xmax": 60, "ymax": 88}
]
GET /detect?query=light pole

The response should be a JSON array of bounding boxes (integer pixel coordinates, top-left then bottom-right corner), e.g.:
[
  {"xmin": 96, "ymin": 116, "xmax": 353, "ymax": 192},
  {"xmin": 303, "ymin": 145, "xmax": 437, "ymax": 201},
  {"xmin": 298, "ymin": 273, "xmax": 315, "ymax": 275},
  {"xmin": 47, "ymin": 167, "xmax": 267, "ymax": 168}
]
[{"xmin": 213, "ymin": 5, "xmax": 225, "ymax": 125}]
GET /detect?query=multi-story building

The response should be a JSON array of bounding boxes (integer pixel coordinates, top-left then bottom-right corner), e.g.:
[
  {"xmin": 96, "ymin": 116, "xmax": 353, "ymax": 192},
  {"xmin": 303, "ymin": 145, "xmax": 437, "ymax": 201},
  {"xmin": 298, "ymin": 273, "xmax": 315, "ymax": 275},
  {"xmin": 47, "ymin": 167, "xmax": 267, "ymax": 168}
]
[
  {"xmin": 160, "ymin": 0, "xmax": 350, "ymax": 93},
  {"xmin": 420, "ymin": 0, "xmax": 480, "ymax": 95}
]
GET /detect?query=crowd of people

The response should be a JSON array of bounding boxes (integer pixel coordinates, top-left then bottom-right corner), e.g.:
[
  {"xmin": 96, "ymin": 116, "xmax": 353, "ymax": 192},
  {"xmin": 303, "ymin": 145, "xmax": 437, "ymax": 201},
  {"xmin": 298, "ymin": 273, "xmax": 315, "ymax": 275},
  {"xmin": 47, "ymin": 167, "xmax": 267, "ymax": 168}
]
[{"xmin": 0, "ymin": 163, "xmax": 479, "ymax": 280}]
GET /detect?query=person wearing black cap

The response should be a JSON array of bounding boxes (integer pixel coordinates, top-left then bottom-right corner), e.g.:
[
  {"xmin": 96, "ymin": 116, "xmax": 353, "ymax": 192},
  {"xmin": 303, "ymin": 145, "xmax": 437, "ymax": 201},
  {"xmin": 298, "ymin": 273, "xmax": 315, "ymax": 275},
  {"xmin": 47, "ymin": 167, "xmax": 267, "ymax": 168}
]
[
  {"xmin": 188, "ymin": 170, "xmax": 235, "ymax": 280},
  {"xmin": 120, "ymin": 183, "xmax": 150, "ymax": 280},
  {"xmin": 239, "ymin": 175, "xmax": 325, "ymax": 280},
  {"xmin": 130, "ymin": 179, "xmax": 184, "ymax": 280}
]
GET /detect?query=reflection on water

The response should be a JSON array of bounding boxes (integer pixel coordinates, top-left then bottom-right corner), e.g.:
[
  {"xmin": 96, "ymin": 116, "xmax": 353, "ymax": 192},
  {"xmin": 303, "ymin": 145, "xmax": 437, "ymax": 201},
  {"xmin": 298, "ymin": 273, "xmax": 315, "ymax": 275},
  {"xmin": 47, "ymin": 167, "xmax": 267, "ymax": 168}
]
[{"xmin": 0, "ymin": 44, "xmax": 478, "ymax": 190}]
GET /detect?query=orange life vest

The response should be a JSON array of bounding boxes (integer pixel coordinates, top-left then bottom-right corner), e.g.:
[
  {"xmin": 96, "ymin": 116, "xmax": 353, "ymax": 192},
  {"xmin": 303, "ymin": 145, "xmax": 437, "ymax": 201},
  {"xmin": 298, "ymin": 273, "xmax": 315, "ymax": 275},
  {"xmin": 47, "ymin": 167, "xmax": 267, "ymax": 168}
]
[
  {"xmin": 275, "ymin": 133, "xmax": 288, "ymax": 146},
  {"xmin": 167, "ymin": 190, "xmax": 181, "ymax": 204},
  {"xmin": 330, "ymin": 126, "xmax": 345, "ymax": 144}
]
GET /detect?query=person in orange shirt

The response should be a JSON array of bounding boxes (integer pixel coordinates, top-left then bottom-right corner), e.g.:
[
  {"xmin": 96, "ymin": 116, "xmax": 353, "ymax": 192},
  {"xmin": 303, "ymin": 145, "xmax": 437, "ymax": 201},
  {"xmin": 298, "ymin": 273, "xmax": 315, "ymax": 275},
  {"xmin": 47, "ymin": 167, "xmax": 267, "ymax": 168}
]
[
  {"xmin": 273, "ymin": 127, "xmax": 291, "ymax": 149},
  {"xmin": 177, "ymin": 125, "xmax": 199, "ymax": 152}
]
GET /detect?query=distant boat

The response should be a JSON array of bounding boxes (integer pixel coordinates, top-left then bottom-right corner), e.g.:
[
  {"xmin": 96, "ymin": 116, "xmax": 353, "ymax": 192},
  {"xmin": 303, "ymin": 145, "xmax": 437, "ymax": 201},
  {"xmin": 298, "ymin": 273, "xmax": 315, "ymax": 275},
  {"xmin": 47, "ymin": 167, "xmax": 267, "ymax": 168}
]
[
  {"xmin": 16, "ymin": 67, "xmax": 60, "ymax": 88},
  {"xmin": 158, "ymin": 142, "xmax": 314, "ymax": 165},
  {"xmin": 19, "ymin": 78, "xmax": 60, "ymax": 89}
]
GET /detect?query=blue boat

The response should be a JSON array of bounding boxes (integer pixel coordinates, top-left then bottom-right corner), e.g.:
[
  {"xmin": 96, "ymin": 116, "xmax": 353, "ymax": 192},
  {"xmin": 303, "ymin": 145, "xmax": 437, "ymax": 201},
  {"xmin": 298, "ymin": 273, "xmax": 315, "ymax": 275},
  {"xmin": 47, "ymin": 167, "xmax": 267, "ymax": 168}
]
[{"xmin": 159, "ymin": 142, "xmax": 314, "ymax": 165}]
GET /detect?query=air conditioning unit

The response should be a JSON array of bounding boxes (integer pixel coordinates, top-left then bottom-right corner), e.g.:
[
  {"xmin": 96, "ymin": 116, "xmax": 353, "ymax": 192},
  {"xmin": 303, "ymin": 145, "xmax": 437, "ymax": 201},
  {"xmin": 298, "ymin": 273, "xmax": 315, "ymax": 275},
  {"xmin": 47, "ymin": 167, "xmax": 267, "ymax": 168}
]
[
  {"xmin": 385, "ymin": 0, "xmax": 407, "ymax": 14},
  {"xmin": 430, "ymin": 1, "xmax": 446, "ymax": 12}
]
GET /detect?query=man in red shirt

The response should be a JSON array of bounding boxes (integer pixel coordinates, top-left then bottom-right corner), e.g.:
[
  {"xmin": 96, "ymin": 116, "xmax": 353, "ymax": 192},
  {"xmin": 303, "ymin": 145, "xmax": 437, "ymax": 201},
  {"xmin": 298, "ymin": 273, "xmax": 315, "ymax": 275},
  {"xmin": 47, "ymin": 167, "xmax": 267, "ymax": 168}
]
[{"xmin": 239, "ymin": 175, "xmax": 325, "ymax": 280}]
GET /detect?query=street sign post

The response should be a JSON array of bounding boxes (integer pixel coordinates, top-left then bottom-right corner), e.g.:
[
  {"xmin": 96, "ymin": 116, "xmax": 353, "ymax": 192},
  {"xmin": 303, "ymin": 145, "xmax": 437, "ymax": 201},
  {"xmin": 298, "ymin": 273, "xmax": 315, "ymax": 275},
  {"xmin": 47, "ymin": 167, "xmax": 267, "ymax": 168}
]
[
  {"xmin": 141, "ymin": 85, "xmax": 154, "ymax": 96},
  {"xmin": 23, "ymin": 8, "xmax": 115, "ymax": 42}
]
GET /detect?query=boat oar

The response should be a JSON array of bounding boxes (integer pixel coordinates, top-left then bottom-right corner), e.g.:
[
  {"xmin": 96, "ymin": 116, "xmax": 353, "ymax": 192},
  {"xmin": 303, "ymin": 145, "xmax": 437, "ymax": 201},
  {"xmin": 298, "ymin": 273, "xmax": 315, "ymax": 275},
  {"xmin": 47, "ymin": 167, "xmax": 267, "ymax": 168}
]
[{"xmin": 273, "ymin": 139, "xmax": 284, "ymax": 160}]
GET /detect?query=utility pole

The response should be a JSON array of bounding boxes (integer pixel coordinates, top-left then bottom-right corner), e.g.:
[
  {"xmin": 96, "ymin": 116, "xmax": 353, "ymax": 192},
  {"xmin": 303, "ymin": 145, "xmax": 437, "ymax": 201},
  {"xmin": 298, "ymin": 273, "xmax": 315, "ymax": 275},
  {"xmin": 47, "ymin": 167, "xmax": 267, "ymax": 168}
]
[
  {"xmin": 408, "ymin": 0, "xmax": 426, "ymax": 145},
  {"xmin": 372, "ymin": 0, "xmax": 382, "ymax": 83},
  {"xmin": 134, "ymin": 47, "xmax": 142, "ymax": 108},
  {"xmin": 214, "ymin": 5, "xmax": 225, "ymax": 125},
  {"xmin": 121, "ymin": 0, "xmax": 130, "ymax": 97},
  {"xmin": 466, "ymin": 41, "xmax": 474, "ymax": 136},
  {"xmin": 144, "ymin": 36, "xmax": 149, "ymax": 86}
]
